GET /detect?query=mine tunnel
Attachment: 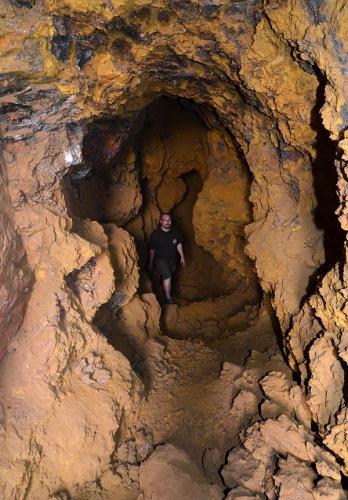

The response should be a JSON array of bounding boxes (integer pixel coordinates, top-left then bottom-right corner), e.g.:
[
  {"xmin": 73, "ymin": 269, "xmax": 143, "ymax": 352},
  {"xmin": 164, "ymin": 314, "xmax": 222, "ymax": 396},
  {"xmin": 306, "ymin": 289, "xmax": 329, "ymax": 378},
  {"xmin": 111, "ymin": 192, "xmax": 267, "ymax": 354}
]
[
  {"xmin": 63, "ymin": 97, "xmax": 264, "ymax": 357},
  {"xmin": 2, "ymin": 1, "xmax": 348, "ymax": 499},
  {"xmin": 60, "ymin": 92, "xmax": 346, "ymax": 496}
]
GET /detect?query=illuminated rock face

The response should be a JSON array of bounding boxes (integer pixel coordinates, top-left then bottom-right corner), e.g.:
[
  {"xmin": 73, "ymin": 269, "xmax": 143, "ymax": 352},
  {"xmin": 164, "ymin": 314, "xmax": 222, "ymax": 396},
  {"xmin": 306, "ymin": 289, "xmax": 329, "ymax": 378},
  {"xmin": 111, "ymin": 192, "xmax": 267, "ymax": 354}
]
[
  {"xmin": 0, "ymin": 0, "xmax": 348, "ymax": 497},
  {"xmin": 0, "ymin": 163, "xmax": 33, "ymax": 359}
]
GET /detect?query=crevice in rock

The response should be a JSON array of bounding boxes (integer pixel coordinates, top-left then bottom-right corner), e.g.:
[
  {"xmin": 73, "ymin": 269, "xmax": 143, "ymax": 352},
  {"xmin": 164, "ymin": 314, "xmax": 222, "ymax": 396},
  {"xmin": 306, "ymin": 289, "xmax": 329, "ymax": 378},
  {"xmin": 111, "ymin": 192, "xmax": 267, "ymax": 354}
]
[{"xmin": 307, "ymin": 67, "xmax": 346, "ymax": 289}]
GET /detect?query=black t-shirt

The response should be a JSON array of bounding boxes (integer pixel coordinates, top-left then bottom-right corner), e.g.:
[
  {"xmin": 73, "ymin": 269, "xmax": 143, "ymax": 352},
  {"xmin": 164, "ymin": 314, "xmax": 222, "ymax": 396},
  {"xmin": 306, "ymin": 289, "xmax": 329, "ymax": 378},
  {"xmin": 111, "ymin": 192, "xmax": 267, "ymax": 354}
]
[{"xmin": 149, "ymin": 226, "xmax": 183, "ymax": 265}]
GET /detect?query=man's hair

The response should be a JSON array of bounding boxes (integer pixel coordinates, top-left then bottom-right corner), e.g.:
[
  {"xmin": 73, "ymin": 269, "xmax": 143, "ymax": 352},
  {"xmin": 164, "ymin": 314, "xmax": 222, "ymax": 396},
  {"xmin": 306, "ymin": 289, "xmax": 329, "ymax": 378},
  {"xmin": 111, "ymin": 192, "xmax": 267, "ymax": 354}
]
[{"xmin": 160, "ymin": 213, "xmax": 171, "ymax": 219}]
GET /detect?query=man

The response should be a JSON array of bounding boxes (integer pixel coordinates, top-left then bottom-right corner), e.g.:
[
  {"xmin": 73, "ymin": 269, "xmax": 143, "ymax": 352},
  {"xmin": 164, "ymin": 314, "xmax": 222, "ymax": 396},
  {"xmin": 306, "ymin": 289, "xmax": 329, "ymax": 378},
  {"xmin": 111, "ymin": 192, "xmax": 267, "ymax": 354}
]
[{"xmin": 148, "ymin": 213, "xmax": 185, "ymax": 304}]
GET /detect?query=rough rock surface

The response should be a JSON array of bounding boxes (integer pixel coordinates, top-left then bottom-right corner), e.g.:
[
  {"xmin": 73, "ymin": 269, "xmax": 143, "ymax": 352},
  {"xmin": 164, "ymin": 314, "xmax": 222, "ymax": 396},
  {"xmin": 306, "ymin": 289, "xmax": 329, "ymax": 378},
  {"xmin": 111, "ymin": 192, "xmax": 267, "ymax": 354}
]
[
  {"xmin": 138, "ymin": 444, "xmax": 223, "ymax": 500},
  {"xmin": 193, "ymin": 129, "xmax": 253, "ymax": 279},
  {"xmin": 0, "ymin": 98, "xmax": 143, "ymax": 497},
  {"xmin": 0, "ymin": 160, "xmax": 33, "ymax": 359},
  {"xmin": 0, "ymin": 0, "xmax": 348, "ymax": 497}
]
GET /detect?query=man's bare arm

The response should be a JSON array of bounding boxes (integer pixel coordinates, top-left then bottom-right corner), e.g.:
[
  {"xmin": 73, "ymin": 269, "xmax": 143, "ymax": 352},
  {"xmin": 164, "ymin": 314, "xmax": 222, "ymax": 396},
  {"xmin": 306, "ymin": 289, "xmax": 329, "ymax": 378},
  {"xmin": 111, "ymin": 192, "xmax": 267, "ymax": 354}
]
[{"xmin": 177, "ymin": 243, "xmax": 186, "ymax": 266}]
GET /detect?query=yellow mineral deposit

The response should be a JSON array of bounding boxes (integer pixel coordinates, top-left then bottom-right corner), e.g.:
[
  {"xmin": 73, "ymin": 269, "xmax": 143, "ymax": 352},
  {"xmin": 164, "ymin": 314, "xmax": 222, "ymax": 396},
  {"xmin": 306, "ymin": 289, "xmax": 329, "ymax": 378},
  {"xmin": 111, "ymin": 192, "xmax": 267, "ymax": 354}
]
[{"xmin": 0, "ymin": 0, "xmax": 347, "ymax": 498}]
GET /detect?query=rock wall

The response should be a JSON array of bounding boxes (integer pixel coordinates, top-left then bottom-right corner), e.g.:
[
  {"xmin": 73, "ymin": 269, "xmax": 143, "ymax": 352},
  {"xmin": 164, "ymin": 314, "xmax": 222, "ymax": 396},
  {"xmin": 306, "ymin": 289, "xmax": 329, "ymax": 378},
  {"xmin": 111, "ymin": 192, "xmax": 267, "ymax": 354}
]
[
  {"xmin": 0, "ymin": 0, "xmax": 348, "ymax": 496},
  {"xmin": 0, "ymin": 153, "xmax": 32, "ymax": 360},
  {"xmin": 0, "ymin": 89, "xmax": 143, "ymax": 497}
]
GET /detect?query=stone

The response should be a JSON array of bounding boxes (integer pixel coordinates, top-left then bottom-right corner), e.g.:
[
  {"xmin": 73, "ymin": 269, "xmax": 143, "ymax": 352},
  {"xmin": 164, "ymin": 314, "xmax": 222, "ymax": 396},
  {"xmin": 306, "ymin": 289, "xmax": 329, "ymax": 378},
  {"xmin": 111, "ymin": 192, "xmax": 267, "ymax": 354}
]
[
  {"xmin": 157, "ymin": 177, "xmax": 187, "ymax": 213},
  {"xmin": 65, "ymin": 252, "xmax": 115, "ymax": 321},
  {"xmin": 273, "ymin": 455, "xmax": 316, "ymax": 500},
  {"xmin": 222, "ymin": 448, "xmax": 266, "ymax": 493},
  {"xmin": 193, "ymin": 128, "xmax": 254, "ymax": 279},
  {"xmin": 202, "ymin": 447, "xmax": 225, "ymax": 483},
  {"xmin": 138, "ymin": 444, "xmax": 223, "ymax": 500},
  {"xmin": 103, "ymin": 223, "xmax": 140, "ymax": 307},
  {"xmin": 1, "ymin": 0, "xmax": 348, "ymax": 496},
  {"xmin": 225, "ymin": 487, "xmax": 262, "ymax": 499}
]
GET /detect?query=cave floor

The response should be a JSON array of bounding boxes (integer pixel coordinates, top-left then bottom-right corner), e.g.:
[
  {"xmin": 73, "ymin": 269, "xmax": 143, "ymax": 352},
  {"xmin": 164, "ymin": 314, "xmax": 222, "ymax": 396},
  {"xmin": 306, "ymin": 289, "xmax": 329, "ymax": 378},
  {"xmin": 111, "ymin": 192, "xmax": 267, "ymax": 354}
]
[{"xmin": 113, "ymin": 302, "xmax": 294, "ymax": 497}]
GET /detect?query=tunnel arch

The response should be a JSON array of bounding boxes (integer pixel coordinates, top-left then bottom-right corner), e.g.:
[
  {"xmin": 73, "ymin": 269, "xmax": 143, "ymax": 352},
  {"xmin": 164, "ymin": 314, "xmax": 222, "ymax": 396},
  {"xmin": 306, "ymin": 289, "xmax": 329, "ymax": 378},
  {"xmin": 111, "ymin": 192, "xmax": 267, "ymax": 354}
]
[
  {"xmin": 63, "ymin": 96, "xmax": 264, "ymax": 350},
  {"xmin": 63, "ymin": 77, "xmax": 331, "ymax": 333},
  {"xmin": 1, "ymin": 1, "xmax": 348, "ymax": 496},
  {"xmin": 61, "ymin": 43, "xmax": 348, "ymax": 489}
]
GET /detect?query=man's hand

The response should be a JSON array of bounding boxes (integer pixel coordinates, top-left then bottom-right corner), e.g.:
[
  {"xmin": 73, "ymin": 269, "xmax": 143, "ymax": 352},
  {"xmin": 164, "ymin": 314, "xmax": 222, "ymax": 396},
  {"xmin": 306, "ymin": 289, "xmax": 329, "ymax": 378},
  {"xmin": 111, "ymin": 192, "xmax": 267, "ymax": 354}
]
[{"xmin": 177, "ymin": 243, "xmax": 186, "ymax": 267}]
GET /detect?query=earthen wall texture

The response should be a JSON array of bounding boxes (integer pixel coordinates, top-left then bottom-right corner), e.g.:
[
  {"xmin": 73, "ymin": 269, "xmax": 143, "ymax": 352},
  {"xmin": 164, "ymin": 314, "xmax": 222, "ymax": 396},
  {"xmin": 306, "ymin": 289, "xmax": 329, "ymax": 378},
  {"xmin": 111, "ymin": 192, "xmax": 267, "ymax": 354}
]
[
  {"xmin": 0, "ymin": 155, "xmax": 32, "ymax": 359},
  {"xmin": 0, "ymin": 0, "xmax": 348, "ymax": 496}
]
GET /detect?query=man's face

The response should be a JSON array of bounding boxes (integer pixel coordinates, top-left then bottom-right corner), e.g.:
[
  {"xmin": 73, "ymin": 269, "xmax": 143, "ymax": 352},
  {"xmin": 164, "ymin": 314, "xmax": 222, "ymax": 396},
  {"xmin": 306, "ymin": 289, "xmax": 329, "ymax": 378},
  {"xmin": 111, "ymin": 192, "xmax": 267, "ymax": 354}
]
[{"xmin": 160, "ymin": 215, "xmax": 172, "ymax": 231}]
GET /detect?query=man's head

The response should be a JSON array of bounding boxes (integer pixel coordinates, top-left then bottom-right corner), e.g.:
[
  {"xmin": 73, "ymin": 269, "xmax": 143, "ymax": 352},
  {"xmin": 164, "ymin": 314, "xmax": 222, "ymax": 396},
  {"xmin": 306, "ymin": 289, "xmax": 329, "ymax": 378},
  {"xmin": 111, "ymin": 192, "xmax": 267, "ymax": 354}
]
[{"xmin": 160, "ymin": 213, "xmax": 172, "ymax": 231}]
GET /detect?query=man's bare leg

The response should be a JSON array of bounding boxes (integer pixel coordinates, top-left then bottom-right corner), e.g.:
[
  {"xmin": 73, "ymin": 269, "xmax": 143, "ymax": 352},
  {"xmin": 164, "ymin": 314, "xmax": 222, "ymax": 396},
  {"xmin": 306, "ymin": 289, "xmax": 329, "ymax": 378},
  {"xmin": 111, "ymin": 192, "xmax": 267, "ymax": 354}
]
[{"xmin": 162, "ymin": 277, "xmax": 172, "ymax": 300}]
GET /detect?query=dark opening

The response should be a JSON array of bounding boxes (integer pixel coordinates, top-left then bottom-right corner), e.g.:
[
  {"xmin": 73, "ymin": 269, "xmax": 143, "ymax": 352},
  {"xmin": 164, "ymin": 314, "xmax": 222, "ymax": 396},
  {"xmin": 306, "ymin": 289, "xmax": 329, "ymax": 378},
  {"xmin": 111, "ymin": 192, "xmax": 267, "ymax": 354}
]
[
  {"xmin": 62, "ymin": 97, "xmax": 270, "ymax": 367},
  {"xmin": 310, "ymin": 69, "xmax": 346, "ymax": 279}
]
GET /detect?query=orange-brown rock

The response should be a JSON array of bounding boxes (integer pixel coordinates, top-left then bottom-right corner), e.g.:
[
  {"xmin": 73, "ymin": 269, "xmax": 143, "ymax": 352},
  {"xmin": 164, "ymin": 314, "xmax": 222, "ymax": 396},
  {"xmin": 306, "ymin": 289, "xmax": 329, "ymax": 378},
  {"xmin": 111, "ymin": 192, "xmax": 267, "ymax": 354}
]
[
  {"xmin": 0, "ymin": 0, "xmax": 348, "ymax": 496},
  {"xmin": 0, "ymin": 162, "xmax": 32, "ymax": 359},
  {"xmin": 138, "ymin": 444, "xmax": 223, "ymax": 500},
  {"xmin": 193, "ymin": 128, "xmax": 254, "ymax": 279}
]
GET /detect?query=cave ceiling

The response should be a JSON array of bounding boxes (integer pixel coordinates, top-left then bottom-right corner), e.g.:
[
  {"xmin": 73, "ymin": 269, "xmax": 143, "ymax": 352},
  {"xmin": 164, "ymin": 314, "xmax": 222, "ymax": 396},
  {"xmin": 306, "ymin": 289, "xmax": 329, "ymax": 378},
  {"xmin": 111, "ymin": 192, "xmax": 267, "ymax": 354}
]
[{"xmin": 1, "ymin": 0, "xmax": 348, "ymax": 498}]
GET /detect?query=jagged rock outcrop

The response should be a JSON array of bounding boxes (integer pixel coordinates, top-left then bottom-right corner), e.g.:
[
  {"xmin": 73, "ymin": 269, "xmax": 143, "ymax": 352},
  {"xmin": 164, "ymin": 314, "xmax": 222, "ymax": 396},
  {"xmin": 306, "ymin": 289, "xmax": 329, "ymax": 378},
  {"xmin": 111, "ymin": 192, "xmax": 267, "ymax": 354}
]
[
  {"xmin": 138, "ymin": 444, "xmax": 223, "ymax": 500},
  {"xmin": 0, "ymin": 0, "xmax": 348, "ymax": 497},
  {"xmin": 0, "ymin": 160, "xmax": 33, "ymax": 359},
  {"xmin": 0, "ymin": 92, "xmax": 143, "ymax": 496}
]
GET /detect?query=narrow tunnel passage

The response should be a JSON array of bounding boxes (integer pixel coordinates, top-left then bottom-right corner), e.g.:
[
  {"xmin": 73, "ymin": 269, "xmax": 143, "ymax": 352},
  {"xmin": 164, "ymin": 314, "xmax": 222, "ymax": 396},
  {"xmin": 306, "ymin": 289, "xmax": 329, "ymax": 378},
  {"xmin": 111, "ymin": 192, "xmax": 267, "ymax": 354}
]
[
  {"xmin": 3, "ymin": 1, "xmax": 348, "ymax": 497},
  {"xmin": 61, "ymin": 97, "xmax": 292, "ymax": 486},
  {"xmin": 171, "ymin": 169, "xmax": 240, "ymax": 303},
  {"xmin": 140, "ymin": 169, "xmax": 241, "ymax": 306},
  {"xmin": 60, "ymin": 92, "xmax": 346, "ymax": 497},
  {"xmin": 64, "ymin": 96, "xmax": 263, "ymax": 344}
]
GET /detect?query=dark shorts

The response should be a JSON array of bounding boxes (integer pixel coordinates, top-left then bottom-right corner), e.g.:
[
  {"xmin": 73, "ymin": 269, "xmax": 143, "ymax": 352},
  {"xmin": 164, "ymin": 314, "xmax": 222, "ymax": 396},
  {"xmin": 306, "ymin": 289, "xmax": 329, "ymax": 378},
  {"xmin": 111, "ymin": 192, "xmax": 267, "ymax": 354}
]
[{"xmin": 155, "ymin": 259, "xmax": 176, "ymax": 280}]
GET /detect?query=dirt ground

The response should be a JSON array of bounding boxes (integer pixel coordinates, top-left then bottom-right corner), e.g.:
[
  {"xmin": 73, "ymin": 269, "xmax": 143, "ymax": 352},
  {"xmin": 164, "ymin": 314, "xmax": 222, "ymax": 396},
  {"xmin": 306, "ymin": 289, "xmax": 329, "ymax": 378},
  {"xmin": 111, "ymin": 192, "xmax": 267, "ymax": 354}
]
[{"xmin": 108, "ymin": 301, "xmax": 304, "ymax": 498}]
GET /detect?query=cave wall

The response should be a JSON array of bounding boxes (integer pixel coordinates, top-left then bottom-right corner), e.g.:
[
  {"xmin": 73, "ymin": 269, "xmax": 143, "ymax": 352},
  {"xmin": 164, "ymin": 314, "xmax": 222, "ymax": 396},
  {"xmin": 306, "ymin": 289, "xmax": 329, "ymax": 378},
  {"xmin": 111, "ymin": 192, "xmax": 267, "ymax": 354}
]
[
  {"xmin": 0, "ymin": 89, "xmax": 142, "ymax": 497},
  {"xmin": 137, "ymin": 98, "xmax": 256, "ymax": 283},
  {"xmin": 64, "ymin": 123, "xmax": 143, "ymax": 224},
  {"xmin": 0, "ymin": 0, "xmax": 348, "ymax": 494},
  {"xmin": 193, "ymin": 127, "xmax": 254, "ymax": 280},
  {"xmin": 0, "ymin": 153, "xmax": 32, "ymax": 360}
]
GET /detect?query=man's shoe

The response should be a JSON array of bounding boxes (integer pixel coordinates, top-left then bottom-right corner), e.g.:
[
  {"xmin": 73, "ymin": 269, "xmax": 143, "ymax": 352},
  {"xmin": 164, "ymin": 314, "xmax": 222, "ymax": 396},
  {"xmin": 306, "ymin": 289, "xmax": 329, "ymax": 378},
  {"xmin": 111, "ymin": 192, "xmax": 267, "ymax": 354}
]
[{"xmin": 166, "ymin": 297, "xmax": 175, "ymax": 304}]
